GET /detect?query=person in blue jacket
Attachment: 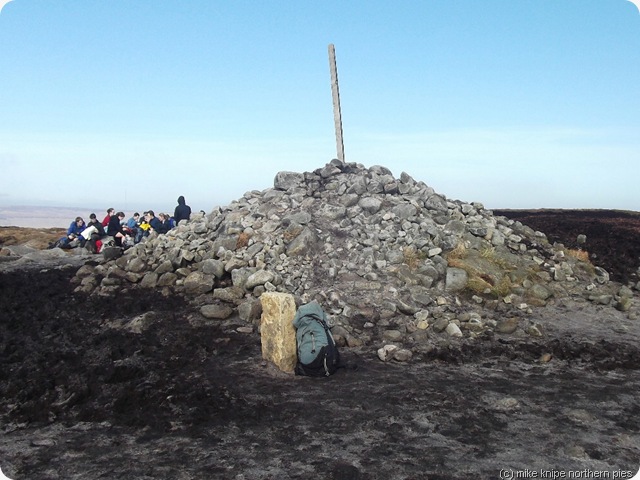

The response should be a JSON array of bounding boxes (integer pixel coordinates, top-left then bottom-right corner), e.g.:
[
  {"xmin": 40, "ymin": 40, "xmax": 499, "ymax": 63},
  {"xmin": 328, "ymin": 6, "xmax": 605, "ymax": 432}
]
[
  {"xmin": 68, "ymin": 217, "xmax": 86, "ymax": 236},
  {"xmin": 51, "ymin": 217, "xmax": 86, "ymax": 249}
]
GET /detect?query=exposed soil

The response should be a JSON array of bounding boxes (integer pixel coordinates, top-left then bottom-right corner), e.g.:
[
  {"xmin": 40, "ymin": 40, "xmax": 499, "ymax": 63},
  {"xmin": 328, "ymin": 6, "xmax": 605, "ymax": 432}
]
[{"xmin": 0, "ymin": 211, "xmax": 639, "ymax": 479}]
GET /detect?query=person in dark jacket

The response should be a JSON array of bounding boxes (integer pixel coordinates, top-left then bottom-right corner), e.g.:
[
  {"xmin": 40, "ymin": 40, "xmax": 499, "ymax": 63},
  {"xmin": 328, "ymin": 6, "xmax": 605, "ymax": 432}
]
[
  {"xmin": 83, "ymin": 213, "xmax": 106, "ymax": 253},
  {"xmin": 173, "ymin": 195, "xmax": 191, "ymax": 225},
  {"xmin": 157, "ymin": 213, "xmax": 172, "ymax": 234},
  {"xmin": 108, "ymin": 211, "xmax": 126, "ymax": 247},
  {"xmin": 146, "ymin": 210, "xmax": 163, "ymax": 234}
]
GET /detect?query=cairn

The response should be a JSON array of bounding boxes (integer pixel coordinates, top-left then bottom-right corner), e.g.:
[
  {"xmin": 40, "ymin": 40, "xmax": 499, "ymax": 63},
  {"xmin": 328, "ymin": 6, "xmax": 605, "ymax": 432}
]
[{"xmin": 73, "ymin": 159, "xmax": 632, "ymax": 361}]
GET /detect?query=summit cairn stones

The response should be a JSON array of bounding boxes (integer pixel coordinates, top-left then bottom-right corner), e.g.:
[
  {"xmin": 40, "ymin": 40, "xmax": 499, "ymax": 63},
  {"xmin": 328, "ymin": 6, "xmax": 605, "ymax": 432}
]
[
  {"xmin": 260, "ymin": 292, "xmax": 297, "ymax": 373},
  {"xmin": 74, "ymin": 159, "xmax": 623, "ymax": 362}
]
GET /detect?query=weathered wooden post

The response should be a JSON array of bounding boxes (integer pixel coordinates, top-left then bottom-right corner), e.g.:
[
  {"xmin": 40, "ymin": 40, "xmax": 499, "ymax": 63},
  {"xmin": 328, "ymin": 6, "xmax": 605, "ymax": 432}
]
[{"xmin": 328, "ymin": 43, "xmax": 345, "ymax": 162}]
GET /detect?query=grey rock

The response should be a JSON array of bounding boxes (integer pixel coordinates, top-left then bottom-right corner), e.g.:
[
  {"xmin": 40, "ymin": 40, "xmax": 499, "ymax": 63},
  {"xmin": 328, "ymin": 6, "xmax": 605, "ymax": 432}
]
[
  {"xmin": 392, "ymin": 349, "xmax": 413, "ymax": 362},
  {"xmin": 184, "ymin": 271, "xmax": 214, "ymax": 295},
  {"xmin": 445, "ymin": 268, "xmax": 468, "ymax": 292},
  {"xmin": 200, "ymin": 304, "xmax": 234, "ymax": 319},
  {"xmin": 529, "ymin": 284, "xmax": 552, "ymax": 301},
  {"xmin": 496, "ymin": 317, "xmax": 519, "ymax": 334},
  {"xmin": 201, "ymin": 258, "xmax": 225, "ymax": 278},
  {"xmin": 286, "ymin": 227, "xmax": 318, "ymax": 256},
  {"xmin": 213, "ymin": 286, "xmax": 244, "ymax": 304},
  {"xmin": 445, "ymin": 323, "xmax": 463, "ymax": 337},
  {"xmin": 358, "ymin": 197, "xmax": 382, "ymax": 214},
  {"xmin": 382, "ymin": 330, "xmax": 404, "ymax": 342},
  {"xmin": 245, "ymin": 269, "xmax": 275, "ymax": 290},
  {"xmin": 140, "ymin": 272, "xmax": 159, "ymax": 288},
  {"xmin": 274, "ymin": 171, "xmax": 305, "ymax": 191},
  {"xmin": 238, "ymin": 298, "xmax": 262, "ymax": 322}
]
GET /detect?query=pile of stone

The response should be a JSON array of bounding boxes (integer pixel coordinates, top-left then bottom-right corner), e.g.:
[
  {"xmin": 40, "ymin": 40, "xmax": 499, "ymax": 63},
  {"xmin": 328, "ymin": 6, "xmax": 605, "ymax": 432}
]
[{"xmin": 72, "ymin": 159, "xmax": 633, "ymax": 361}]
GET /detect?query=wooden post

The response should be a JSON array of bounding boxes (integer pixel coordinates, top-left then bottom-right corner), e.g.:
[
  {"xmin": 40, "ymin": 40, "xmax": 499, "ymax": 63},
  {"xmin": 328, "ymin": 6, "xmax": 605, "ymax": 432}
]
[{"xmin": 328, "ymin": 44, "xmax": 344, "ymax": 162}]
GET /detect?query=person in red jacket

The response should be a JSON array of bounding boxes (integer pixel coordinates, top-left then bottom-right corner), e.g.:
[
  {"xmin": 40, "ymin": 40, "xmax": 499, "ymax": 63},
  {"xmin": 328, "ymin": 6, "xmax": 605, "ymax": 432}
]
[{"xmin": 101, "ymin": 208, "xmax": 115, "ymax": 234}]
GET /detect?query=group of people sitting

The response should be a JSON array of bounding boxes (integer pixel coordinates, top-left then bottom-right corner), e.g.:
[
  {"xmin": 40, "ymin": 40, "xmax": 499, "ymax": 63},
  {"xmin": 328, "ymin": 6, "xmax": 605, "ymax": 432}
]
[{"xmin": 50, "ymin": 196, "xmax": 192, "ymax": 253}]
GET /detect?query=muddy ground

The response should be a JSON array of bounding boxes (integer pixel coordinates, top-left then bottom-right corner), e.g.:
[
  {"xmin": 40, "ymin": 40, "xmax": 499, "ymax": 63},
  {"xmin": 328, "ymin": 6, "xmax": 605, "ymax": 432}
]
[{"xmin": 0, "ymin": 210, "xmax": 639, "ymax": 479}]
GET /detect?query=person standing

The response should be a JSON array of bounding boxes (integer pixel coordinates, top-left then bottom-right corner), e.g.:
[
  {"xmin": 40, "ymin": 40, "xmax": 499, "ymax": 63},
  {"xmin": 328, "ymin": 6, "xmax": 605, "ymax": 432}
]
[{"xmin": 173, "ymin": 196, "xmax": 191, "ymax": 225}]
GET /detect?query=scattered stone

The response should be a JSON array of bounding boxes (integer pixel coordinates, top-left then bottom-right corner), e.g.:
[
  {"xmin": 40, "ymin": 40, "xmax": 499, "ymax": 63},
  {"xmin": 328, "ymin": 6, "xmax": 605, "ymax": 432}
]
[
  {"xmin": 615, "ymin": 296, "xmax": 632, "ymax": 312},
  {"xmin": 392, "ymin": 349, "xmax": 413, "ymax": 362},
  {"xmin": 200, "ymin": 304, "xmax": 234, "ymax": 319},
  {"xmin": 496, "ymin": 317, "xmax": 519, "ymax": 334},
  {"xmin": 526, "ymin": 324, "xmax": 543, "ymax": 337},
  {"xmin": 445, "ymin": 267, "xmax": 468, "ymax": 292},
  {"xmin": 494, "ymin": 397, "xmax": 520, "ymax": 412},
  {"xmin": 445, "ymin": 322, "xmax": 463, "ymax": 337},
  {"xmin": 382, "ymin": 330, "xmax": 404, "ymax": 342},
  {"xmin": 377, "ymin": 344, "xmax": 399, "ymax": 362},
  {"xmin": 184, "ymin": 271, "xmax": 214, "ymax": 295},
  {"xmin": 539, "ymin": 353, "xmax": 553, "ymax": 363}
]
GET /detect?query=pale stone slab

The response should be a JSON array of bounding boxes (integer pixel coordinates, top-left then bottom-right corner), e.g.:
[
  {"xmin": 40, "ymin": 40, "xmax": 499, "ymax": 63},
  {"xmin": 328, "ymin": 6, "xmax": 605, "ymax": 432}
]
[{"xmin": 260, "ymin": 292, "xmax": 297, "ymax": 373}]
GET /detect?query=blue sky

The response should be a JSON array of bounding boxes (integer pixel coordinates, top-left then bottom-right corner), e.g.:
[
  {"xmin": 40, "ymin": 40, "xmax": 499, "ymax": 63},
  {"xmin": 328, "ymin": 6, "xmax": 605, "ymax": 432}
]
[{"xmin": 1, "ymin": 0, "xmax": 639, "ymax": 219}]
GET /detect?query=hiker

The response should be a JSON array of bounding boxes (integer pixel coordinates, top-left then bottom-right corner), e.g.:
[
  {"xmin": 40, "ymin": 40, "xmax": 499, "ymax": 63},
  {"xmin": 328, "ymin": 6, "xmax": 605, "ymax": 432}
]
[
  {"xmin": 82, "ymin": 213, "xmax": 106, "ymax": 253},
  {"xmin": 51, "ymin": 216, "xmax": 86, "ymax": 249},
  {"xmin": 101, "ymin": 208, "xmax": 115, "ymax": 234},
  {"xmin": 125, "ymin": 212, "xmax": 140, "ymax": 238},
  {"xmin": 107, "ymin": 211, "xmax": 126, "ymax": 247},
  {"xmin": 135, "ymin": 214, "xmax": 151, "ymax": 243},
  {"xmin": 146, "ymin": 210, "xmax": 162, "ymax": 234},
  {"xmin": 126, "ymin": 212, "xmax": 140, "ymax": 229},
  {"xmin": 173, "ymin": 195, "xmax": 191, "ymax": 225},
  {"xmin": 157, "ymin": 213, "xmax": 172, "ymax": 234}
]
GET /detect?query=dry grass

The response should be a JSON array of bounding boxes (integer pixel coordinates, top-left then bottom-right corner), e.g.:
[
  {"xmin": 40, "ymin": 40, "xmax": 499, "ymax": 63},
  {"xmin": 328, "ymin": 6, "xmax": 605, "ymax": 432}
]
[
  {"xmin": 402, "ymin": 246, "xmax": 426, "ymax": 269},
  {"xmin": 447, "ymin": 242, "xmax": 468, "ymax": 260},
  {"xmin": 446, "ymin": 241, "xmax": 517, "ymax": 298},
  {"xmin": 236, "ymin": 231, "xmax": 251, "ymax": 249},
  {"xmin": 566, "ymin": 248, "xmax": 590, "ymax": 263},
  {"xmin": 0, "ymin": 226, "xmax": 66, "ymax": 249},
  {"xmin": 283, "ymin": 225, "xmax": 303, "ymax": 243}
]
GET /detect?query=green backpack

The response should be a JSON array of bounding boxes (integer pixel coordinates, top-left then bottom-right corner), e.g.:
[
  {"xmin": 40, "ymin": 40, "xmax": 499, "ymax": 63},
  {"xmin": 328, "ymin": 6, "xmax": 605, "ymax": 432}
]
[{"xmin": 292, "ymin": 301, "xmax": 341, "ymax": 377}]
